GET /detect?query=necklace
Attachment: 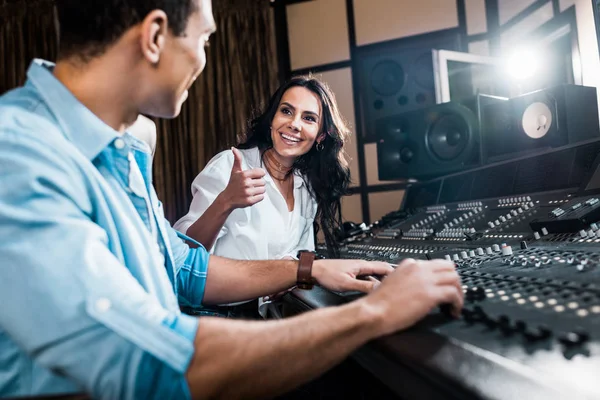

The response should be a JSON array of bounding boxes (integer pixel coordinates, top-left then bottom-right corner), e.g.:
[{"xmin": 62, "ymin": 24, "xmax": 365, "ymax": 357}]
[
  {"xmin": 263, "ymin": 149, "xmax": 295, "ymax": 210},
  {"xmin": 264, "ymin": 149, "xmax": 292, "ymax": 182}
]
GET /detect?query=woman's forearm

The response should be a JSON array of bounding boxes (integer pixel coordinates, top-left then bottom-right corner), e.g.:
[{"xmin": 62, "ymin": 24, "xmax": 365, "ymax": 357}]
[{"xmin": 185, "ymin": 193, "xmax": 232, "ymax": 250}]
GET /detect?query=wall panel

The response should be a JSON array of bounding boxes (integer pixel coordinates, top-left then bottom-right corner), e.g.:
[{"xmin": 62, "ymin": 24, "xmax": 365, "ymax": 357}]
[
  {"xmin": 369, "ymin": 190, "xmax": 405, "ymax": 222},
  {"xmin": 465, "ymin": 0, "xmax": 488, "ymax": 34},
  {"xmin": 341, "ymin": 194, "xmax": 363, "ymax": 223},
  {"xmin": 353, "ymin": 0, "xmax": 459, "ymax": 46},
  {"xmin": 287, "ymin": 0, "xmax": 351, "ymax": 70},
  {"xmin": 315, "ymin": 68, "xmax": 361, "ymax": 187}
]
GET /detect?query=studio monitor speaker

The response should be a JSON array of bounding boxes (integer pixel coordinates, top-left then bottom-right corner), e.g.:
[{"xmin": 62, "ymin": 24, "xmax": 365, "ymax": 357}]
[
  {"xmin": 357, "ymin": 30, "xmax": 462, "ymax": 141},
  {"xmin": 481, "ymin": 84, "xmax": 600, "ymax": 162},
  {"xmin": 376, "ymin": 95, "xmax": 507, "ymax": 180}
]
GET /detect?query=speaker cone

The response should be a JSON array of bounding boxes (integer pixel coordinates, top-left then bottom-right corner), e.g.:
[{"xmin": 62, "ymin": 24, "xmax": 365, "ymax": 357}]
[
  {"xmin": 412, "ymin": 52, "xmax": 435, "ymax": 90},
  {"xmin": 522, "ymin": 102, "xmax": 553, "ymax": 139},
  {"xmin": 426, "ymin": 114, "xmax": 470, "ymax": 161},
  {"xmin": 399, "ymin": 147, "xmax": 414, "ymax": 164},
  {"xmin": 370, "ymin": 60, "xmax": 405, "ymax": 96}
]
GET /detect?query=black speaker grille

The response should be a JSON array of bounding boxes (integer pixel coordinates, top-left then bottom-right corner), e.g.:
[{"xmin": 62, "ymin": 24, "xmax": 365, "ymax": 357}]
[
  {"xmin": 513, "ymin": 151, "xmax": 571, "ymax": 194},
  {"xmin": 439, "ymin": 174, "xmax": 475, "ymax": 203},
  {"xmin": 404, "ymin": 180, "xmax": 442, "ymax": 209},
  {"xmin": 370, "ymin": 60, "xmax": 405, "ymax": 96},
  {"xmin": 470, "ymin": 164, "xmax": 518, "ymax": 199}
]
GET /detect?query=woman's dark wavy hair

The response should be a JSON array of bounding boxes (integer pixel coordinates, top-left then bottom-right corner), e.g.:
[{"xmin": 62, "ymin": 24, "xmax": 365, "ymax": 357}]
[{"xmin": 238, "ymin": 75, "xmax": 351, "ymax": 258}]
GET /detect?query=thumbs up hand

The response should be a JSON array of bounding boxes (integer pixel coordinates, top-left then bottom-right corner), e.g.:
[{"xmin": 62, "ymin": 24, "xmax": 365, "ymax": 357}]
[{"xmin": 220, "ymin": 147, "xmax": 266, "ymax": 210}]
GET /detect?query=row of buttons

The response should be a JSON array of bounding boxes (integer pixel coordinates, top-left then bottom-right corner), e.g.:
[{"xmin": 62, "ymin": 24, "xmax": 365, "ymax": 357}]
[
  {"xmin": 457, "ymin": 201, "xmax": 483, "ymax": 209},
  {"xmin": 499, "ymin": 196, "xmax": 532, "ymax": 204},
  {"xmin": 486, "ymin": 204, "xmax": 534, "ymax": 230},
  {"xmin": 410, "ymin": 211, "xmax": 445, "ymax": 229},
  {"xmin": 484, "ymin": 234, "xmax": 525, "ymax": 239},
  {"xmin": 444, "ymin": 244, "xmax": 513, "ymax": 261}
]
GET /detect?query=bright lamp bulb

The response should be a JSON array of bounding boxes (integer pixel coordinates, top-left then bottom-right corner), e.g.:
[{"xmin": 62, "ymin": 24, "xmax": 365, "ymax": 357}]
[{"xmin": 505, "ymin": 48, "xmax": 540, "ymax": 81}]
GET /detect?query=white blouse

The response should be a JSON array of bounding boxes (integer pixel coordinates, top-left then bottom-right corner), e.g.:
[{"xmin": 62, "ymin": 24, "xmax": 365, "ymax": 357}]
[{"xmin": 174, "ymin": 147, "xmax": 317, "ymax": 260}]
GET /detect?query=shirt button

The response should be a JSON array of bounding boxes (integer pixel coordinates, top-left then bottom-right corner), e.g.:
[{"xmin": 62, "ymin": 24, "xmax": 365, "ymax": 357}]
[
  {"xmin": 114, "ymin": 138, "xmax": 125, "ymax": 150},
  {"xmin": 96, "ymin": 298, "xmax": 112, "ymax": 313}
]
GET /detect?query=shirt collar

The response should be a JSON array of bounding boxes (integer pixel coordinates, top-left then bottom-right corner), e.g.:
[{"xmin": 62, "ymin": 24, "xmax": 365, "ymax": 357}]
[{"xmin": 26, "ymin": 59, "xmax": 119, "ymax": 160}]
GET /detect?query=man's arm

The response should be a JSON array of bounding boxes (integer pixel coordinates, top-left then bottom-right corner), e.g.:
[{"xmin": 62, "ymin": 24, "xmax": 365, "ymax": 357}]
[
  {"xmin": 202, "ymin": 256, "xmax": 395, "ymax": 304},
  {"xmin": 0, "ymin": 128, "xmax": 196, "ymax": 399},
  {"xmin": 188, "ymin": 258, "xmax": 463, "ymax": 399}
]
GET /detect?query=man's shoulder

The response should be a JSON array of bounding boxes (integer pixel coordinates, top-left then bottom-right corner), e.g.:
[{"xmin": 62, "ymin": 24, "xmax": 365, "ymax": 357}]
[
  {"xmin": 0, "ymin": 87, "xmax": 63, "ymax": 145},
  {"xmin": 0, "ymin": 90, "xmax": 83, "ymax": 181}
]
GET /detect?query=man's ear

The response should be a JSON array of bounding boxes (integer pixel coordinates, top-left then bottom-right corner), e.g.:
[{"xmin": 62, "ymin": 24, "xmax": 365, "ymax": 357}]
[{"xmin": 139, "ymin": 10, "xmax": 168, "ymax": 64}]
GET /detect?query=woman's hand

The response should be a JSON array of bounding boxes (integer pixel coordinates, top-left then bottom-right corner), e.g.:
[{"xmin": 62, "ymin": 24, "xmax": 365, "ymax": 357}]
[{"xmin": 218, "ymin": 147, "xmax": 266, "ymax": 210}]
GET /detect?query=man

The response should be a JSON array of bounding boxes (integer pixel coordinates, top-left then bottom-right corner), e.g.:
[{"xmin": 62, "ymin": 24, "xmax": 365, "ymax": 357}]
[{"xmin": 0, "ymin": 1, "xmax": 463, "ymax": 399}]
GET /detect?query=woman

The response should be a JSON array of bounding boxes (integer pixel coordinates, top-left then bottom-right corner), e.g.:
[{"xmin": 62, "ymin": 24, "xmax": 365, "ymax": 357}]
[
  {"xmin": 174, "ymin": 75, "xmax": 352, "ymax": 316},
  {"xmin": 175, "ymin": 75, "xmax": 350, "ymax": 258}
]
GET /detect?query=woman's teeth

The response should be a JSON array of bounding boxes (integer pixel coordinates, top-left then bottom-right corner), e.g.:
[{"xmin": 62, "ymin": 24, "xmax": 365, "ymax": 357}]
[{"xmin": 281, "ymin": 133, "xmax": 300, "ymax": 143}]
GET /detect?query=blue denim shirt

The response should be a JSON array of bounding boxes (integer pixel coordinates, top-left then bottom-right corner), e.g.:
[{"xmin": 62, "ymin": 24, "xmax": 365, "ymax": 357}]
[{"xmin": 0, "ymin": 60, "xmax": 209, "ymax": 399}]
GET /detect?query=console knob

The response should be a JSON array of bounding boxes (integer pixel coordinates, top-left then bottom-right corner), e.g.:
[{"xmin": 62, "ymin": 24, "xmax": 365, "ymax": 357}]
[
  {"xmin": 477, "ymin": 248, "xmax": 485, "ymax": 256},
  {"xmin": 558, "ymin": 330, "xmax": 590, "ymax": 347},
  {"xmin": 469, "ymin": 250, "xmax": 476, "ymax": 258},
  {"xmin": 520, "ymin": 241, "xmax": 528, "ymax": 249},
  {"xmin": 498, "ymin": 315, "xmax": 513, "ymax": 334},
  {"xmin": 486, "ymin": 247, "xmax": 493, "ymax": 255},
  {"xmin": 444, "ymin": 255, "xmax": 451, "ymax": 261},
  {"xmin": 501, "ymin": 244, "xmax": 513, "ymax": 256},
  {"xmin": 533, "ymin": 231, "xmax": 541, "ymax": 240},
  {"xmin": 579, "ymin": 230, "xmax": 588, "ymax": 238},
  {"xmin": 460, "ymin": 251, "xmax": 469, "ymax": 259},
  {"xmin": 515, "ymin": 320, "xmax": 527, "ymax": 332},
  {"xmin": 541, "ymin": 227, "xmax": 549, "ymax": 236},
  {"xmin": 492, "ymin": 244, "xmax": 500, "ymax": 252}
]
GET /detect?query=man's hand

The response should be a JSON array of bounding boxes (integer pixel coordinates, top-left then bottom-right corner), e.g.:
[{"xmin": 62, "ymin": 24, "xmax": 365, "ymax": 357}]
[
  {"xmin": 312, "ymin": 259, "xmax": 395, "ymax": 293},
  {"xmin": 360, "ymin": 258, "xmax": 463, "ymax": 336},
  {"xmin": 218, "ymin": 147, "xmax": 266, "ymax": 211}
]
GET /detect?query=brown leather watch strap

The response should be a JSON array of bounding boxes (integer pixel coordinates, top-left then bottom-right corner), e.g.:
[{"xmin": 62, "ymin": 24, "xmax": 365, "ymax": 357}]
[{"xmin": 297, "ymin": 251, "xmax": 316, "ymax": 290}]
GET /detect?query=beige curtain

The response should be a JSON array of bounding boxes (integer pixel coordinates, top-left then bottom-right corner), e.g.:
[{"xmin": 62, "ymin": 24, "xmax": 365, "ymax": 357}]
[{"xmin": 153, "ymin": 0, "xmax": 280, "ymax": 223}]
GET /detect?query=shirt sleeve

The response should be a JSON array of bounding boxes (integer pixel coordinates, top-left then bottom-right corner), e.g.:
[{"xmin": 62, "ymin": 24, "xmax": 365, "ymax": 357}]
[
  {"xmin": 0, "ymin": 129, "xmax": 196, "ymax": 400},
  {"xmin": 173, "ymin": 150, "xmax": 234, "ymax": 238},
  {"xmin": 164, "ymin": 216, "xmax": 210, "ymax": 308}
]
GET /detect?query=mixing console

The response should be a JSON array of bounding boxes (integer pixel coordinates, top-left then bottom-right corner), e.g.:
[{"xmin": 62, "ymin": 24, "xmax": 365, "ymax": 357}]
[
  {"xmin": 306, "ymin": 144, "xmax": 600, "ymax": 399},
  {"xmin": 322, "ymin": 190, "xmax": 600, "ymax": 341}
]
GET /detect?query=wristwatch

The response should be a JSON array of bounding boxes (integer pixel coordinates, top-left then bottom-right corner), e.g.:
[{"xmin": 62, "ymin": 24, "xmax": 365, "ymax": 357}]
[{"xmin": 296, "ymin": 251, "xmax": 316, "ymax": 290}]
